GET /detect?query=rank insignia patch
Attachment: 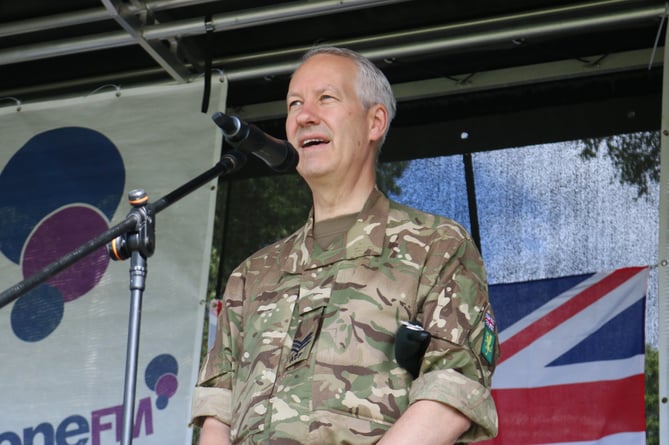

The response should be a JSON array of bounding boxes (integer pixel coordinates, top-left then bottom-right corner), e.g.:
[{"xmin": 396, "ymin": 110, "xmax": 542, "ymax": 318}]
[{"xmin": 289, "ymin": 332, "xmax": 314, "ymax": 363}]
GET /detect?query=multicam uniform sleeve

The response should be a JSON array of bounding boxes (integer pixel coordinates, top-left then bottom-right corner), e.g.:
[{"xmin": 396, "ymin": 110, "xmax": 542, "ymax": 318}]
[
  {"xmin": 410, "ymin": 229, "xmax": 499, "ymax": 442},
  {"xmin": 190, "ymin": 268, "xmax": 244, "ymax": 427}
]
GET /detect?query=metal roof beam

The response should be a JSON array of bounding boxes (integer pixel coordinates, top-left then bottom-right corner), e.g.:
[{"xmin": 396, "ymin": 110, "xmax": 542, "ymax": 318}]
[
  {"xmin": 99, "ymin": 0, "xmax": 191, "ymax": 82},
  {"xmin": 0, "ymin": 0, "xmax": 664, "ymax": 98},
  {"xmin": 1, "ymin": 0, "xmax": 662, "ymax": 68},
  {"xmin": 0, "ymin": 0, "xmax": 224, "ymax": 38},
  {"xmin": 229, "ymin": 47, "xmax": 664, "ymax": 121},
  {"xmin": 0, "ymin": 0, "xmax": 409, "ymax": 64},
  {"xmin": 217, "ymin": 2, "xmax": 666, "ymax": 82}
]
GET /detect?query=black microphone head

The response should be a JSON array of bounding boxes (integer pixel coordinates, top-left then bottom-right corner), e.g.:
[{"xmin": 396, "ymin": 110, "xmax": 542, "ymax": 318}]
[
  {"xmin": 212, "ymin": 111, "xmax": 299, "ymax": 172},
  {"xmin": 211, "ymin": 112, "xmax": 241, "ymax": 137}
]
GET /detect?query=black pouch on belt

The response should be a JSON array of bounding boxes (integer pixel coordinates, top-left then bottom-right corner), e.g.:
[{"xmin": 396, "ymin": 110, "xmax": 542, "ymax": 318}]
[{"xmin": 394, "ymin": 320, "xmax": 431, "ymax": 379}]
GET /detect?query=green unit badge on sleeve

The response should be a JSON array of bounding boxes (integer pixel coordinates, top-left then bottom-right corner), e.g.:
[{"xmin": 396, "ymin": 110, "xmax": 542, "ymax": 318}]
[{"xmin": 481, "ymin": 311, "xmax": 496, "ymax": 365}]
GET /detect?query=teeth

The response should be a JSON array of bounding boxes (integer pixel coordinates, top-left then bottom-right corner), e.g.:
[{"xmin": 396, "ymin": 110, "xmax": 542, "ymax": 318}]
[{"xmin": 302, "ymin": 138, "xmax": 325, "ymax": 147}]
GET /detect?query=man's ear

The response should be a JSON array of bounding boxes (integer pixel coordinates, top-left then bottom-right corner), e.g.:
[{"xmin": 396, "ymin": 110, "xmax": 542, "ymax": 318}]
[{"xmin": 368, "ymin": 104, "xmax": 388, "ymax": 143}]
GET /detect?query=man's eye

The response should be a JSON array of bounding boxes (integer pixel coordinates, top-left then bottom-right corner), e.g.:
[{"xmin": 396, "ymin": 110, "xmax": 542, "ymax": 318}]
[{"xmin": 288, "ymin": 100, "xmax": 302, "ymax": 110}]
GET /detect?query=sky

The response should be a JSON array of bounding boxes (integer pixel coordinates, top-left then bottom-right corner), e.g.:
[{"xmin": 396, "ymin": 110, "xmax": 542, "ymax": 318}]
[{"xmin": 390, "ymin": 141, "xmax": 660, "ymax": 347}]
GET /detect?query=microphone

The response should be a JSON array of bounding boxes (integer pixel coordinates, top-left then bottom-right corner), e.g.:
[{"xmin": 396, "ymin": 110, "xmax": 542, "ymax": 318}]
[{"xmin": 212, "ymin": 112, "xmax": 298, "ymax": 172}]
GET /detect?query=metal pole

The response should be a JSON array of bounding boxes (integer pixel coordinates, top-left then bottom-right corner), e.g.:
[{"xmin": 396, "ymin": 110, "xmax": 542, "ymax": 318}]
[
  {"xmin": 463, "ymin": 152, "xmax": 482, "ymax": 254},
  {"xmin": 658, "ymin": 9, "xmax": 669, "ymax": 444},
  {"xmin": 121, "ymin": 251, "xmax": 147, "ymax": 445}
]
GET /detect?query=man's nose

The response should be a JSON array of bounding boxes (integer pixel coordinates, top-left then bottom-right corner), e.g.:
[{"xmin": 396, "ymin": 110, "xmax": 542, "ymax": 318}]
[{"xmin": 295, "ymin": 102, "xmax": 319, "ymax": 126}]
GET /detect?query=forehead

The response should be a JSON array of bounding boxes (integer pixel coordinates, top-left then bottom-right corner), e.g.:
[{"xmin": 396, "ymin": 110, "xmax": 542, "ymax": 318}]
[{"xmin": 288, "ymin": 54, "xmax": 358, "ymax": 94}]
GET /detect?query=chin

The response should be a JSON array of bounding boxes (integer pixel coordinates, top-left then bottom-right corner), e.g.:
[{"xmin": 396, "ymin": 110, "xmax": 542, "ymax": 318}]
[{"xmin": 297, "ymin": 164, "xmax": 332, "ymax": 181}]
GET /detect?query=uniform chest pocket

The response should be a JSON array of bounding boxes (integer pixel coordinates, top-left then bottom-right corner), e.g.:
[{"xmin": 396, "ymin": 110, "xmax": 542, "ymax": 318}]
[{"xmin": 286, "ymin": 304, "xmax": 327, "ymax": 369}]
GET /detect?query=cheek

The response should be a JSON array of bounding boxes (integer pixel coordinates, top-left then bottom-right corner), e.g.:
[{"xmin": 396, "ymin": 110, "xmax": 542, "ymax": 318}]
[{"xmin": 285, "ymin": 121, "xmax": 297, "ymax": 141}]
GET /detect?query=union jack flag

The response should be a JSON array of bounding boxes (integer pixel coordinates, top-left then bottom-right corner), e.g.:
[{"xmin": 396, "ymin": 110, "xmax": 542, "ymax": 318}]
[{"xmin": 482, "ymin": 266, "xmax": 649, "ymax": 445}]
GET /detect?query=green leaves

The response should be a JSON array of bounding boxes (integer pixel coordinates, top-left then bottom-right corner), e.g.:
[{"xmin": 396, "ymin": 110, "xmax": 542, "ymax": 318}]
[{"xmin": 579, "ymin": 131, "xmax": 660, "ymax": 199}]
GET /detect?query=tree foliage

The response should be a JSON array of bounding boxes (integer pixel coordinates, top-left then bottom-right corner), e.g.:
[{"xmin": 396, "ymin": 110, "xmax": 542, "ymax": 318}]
[
  {"xmin": 579, "ymin": 131, "xmax": 660, "ymax": 199},
  {"xmin": 646, "ymin": 345, "xmax": 659, "ymax": 445}
]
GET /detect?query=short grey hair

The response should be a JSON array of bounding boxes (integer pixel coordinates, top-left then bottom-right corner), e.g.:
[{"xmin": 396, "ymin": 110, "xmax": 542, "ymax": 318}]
[{"xmin": 299, "ymin": 46, "xmax": 397, "ymax": 146}]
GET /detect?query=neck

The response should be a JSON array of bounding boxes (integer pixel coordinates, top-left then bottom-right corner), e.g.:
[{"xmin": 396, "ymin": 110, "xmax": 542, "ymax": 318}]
[{"xmin": 309, "ymin": 179, "xmax": 375, "ymax": 222}]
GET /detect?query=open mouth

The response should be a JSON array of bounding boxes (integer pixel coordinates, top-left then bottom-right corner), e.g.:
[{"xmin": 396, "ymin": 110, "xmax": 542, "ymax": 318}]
[{"xmin": 301, "ymin": 138, "xmax": 330, "ymax": 148}]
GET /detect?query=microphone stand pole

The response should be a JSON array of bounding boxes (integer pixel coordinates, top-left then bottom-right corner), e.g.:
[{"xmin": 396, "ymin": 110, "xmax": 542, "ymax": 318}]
[{"xmin": 0, "ymin": 148, "xmax": 247, "ymax": 445}]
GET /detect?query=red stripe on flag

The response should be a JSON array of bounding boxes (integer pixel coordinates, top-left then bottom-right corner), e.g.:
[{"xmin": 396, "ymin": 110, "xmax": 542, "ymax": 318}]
[
  {"xmin": 498, "ymin": 267, "xmax": 644, "ymax": 365},
  {"xmin": 479, "ymin": 374, "xmax": 645, "ymax": 445}
]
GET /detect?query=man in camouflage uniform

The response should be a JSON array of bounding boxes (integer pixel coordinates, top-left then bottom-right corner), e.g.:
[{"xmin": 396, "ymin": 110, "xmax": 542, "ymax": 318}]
[{"xmin": 191, "ymin": 46, "xmax": 499, "ymax": 444}]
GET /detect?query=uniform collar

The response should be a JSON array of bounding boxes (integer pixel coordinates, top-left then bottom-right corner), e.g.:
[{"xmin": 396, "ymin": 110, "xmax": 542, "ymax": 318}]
[{"xmin": 281, "ymin": 187, "xmax": 388, "ymax": 273}]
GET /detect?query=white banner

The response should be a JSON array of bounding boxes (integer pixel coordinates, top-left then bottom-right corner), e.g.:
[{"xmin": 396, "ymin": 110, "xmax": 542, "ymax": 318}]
[{"xmin": 0, "ymin": 78, "xmax": 226, "ymax": 444}]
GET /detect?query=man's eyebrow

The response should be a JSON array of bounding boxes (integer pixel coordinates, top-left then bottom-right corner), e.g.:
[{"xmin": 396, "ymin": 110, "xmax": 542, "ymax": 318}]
[{"xmin": 287, "ymin": 84, "xmax": 340, "ymax": 98}]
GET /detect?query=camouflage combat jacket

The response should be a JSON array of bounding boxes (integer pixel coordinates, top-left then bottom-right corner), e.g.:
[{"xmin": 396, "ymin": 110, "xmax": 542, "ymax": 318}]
[{"xmin": 192, "ymin": 188, "xmax": 499, "ymax": 444}]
